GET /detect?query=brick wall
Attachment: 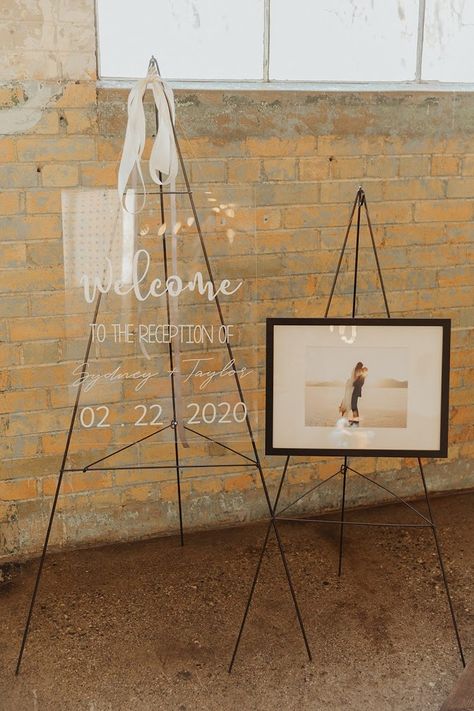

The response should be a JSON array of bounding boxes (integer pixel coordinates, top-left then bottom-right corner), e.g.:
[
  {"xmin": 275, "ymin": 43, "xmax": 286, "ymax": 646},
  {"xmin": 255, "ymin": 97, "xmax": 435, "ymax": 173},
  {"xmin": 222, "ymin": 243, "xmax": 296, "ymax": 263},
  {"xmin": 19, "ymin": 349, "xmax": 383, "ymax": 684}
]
[{"xmin": 1, "ymin": 0, "xmax": 473, "ymax": 561}]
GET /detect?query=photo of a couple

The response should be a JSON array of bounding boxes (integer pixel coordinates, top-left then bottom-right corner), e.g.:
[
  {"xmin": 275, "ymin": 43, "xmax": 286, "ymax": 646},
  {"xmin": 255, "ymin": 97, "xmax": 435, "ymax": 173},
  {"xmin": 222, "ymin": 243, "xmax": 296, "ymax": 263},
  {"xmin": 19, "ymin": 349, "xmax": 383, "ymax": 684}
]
[
  {"xmin": 339, "ymin": 361, "xmax": 368, "ymax": 427},
  {"xmin": 305, "ymin": 346, "xmax": 408, "ymax": 429}
]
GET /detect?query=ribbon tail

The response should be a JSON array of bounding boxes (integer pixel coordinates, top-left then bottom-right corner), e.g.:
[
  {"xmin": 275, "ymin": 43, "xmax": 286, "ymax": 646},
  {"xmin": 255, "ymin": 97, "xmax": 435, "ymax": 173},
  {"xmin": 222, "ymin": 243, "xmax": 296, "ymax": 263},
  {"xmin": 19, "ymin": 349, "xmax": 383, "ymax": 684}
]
[
  {"xmin": 149, "ymin": 81, "xmax": 179, "ymax": 186},
  {"xmin": 118, "ymin": 78, "xmax": 149, "ymax": 213}
]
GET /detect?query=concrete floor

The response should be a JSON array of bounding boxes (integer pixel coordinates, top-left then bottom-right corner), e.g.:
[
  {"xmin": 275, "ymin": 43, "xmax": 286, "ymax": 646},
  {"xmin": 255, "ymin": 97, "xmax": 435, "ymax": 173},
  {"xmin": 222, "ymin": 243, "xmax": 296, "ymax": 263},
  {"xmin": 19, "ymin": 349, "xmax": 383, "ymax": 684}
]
[{"xmin": 1, "ymin": 491, "xmax": 473, "ymax": 711}]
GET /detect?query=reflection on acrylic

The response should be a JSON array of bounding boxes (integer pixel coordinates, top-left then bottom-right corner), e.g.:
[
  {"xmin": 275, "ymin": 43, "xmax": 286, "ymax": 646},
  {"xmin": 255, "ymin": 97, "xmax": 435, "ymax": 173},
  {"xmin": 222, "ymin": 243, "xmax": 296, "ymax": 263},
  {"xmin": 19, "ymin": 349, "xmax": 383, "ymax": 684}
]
[{"xmin": 59, "ymin": 185, "xmax": 259, "ymax": 458}]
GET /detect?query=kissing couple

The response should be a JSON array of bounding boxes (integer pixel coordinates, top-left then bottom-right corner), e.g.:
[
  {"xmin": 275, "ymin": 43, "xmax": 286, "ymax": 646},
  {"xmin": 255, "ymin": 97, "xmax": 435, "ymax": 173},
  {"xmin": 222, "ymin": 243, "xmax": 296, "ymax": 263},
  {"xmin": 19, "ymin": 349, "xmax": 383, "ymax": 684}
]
[{"xmin": 339, "ymin": 361, "xmax": 368, "ymax": 427}]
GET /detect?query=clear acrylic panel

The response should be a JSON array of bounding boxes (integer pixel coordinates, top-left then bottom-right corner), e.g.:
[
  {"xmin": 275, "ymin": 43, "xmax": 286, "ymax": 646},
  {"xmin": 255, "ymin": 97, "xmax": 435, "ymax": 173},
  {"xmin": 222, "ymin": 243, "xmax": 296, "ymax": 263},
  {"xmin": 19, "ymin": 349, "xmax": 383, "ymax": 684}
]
[
  {"xmin": 422, "ymin": 0, "xmax": 474, "ymax": 82},
  {"xmin": 269, "ymin": 0, "xmax": 418, "ymax": 82},
  {"xmin": 97, "ymin": 0, "xmax": 265, "ymax": 80},
  {"xmin": 60, "ymin": 185, "xmax": 258, "ymax": 473}
]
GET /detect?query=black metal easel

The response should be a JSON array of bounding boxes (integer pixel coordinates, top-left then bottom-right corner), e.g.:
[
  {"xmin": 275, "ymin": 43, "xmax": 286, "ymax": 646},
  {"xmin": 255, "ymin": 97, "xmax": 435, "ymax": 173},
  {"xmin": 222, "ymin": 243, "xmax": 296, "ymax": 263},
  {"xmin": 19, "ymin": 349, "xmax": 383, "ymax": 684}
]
[
  {"xmin": 229, "ymin": 186, "xmax": 466, "ymax": 671},
  {"xmin": 15, "ymin": 56, "xmax": 309, "ymax": 674}
]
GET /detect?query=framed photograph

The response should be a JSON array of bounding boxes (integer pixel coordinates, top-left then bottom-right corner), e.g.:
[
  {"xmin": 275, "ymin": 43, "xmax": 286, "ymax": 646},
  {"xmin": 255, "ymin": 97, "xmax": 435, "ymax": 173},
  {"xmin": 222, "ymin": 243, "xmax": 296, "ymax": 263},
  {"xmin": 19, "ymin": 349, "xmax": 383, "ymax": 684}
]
[{"xmin": 265, "ymin": 318, "xmax": 450, "ymax": 458}]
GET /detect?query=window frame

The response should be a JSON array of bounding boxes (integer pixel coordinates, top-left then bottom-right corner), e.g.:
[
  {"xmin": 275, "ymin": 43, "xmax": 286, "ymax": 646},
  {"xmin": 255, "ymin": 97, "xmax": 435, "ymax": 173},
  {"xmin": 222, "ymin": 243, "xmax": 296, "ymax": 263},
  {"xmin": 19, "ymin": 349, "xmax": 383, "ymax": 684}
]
[{"xmin": 95, "ymin": 0, "xmax": 474, "ymax": 92}]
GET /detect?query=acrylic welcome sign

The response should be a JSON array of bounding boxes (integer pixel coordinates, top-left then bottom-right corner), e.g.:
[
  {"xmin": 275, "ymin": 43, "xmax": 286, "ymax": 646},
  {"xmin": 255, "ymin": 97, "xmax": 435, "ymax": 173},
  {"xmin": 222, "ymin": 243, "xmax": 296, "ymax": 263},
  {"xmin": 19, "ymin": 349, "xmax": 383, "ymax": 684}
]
[{"xmin": 59, "ymin": 184, "xmax": 259, "ymax": 490}]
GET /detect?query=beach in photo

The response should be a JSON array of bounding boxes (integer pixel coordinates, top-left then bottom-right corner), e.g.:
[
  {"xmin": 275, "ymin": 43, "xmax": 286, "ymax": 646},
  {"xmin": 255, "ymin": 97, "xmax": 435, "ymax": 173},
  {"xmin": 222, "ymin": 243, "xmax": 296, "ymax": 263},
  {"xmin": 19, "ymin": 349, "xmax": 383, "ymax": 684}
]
[{"xmin": 305, "ymin": 345, "xmax": 408, "ymax": 429}]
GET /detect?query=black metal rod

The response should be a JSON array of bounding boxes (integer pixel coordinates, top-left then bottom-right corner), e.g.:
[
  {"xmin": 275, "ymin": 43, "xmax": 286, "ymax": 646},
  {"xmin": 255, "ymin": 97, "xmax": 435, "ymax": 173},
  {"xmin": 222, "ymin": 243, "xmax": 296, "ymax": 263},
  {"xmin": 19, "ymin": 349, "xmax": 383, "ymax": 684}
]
[
  {"xmin": 161, "ymin": 226, "xmax": 184, "ymax": 547},
  {"xmin": 16, "ymin": 292, "xmax": 103, "ymax": 675},
  {"xmin": 269, "ymin": 458, "xmax": 312, "ymax": 660},
  {"xmin": 274, "ymin": 456, "xmax": 290, "ymax": 513},
  {"xmin": 324, "ymin": 189, "xmax": 360, "ymax": 318},
  {"xmin": 276, "ymin": 517, "xmax": 432, "ymax": 529},
  {"xmin": 362, "ymin": 195, "xmax": 391, "ymax": 318},
  {"xmin": 63, "ymin": 464, "xmax": 258, "ymax": 472},
  {"xmin": 352, "ymin": 189, "xmax": 363, "ymax": 318},
  {"xmin": 338, "ymin": 458, "xmax": 348, "ymax": 576},
  {"xmin": 158, "ymin": 94, "xmax": 279, "ymax": 547},
  {"xmin": 82, "ymin": 424, "xmax": 172, "ymax": 471},
  {"xmin": 346, "ymin": 466, "xmax": 432, "ymax": 526},
  {"xmin": 228, "ymin": 520, "xmax": 272, "ymax": 673},
  {"xmin": 337, "ymin": 188, "xmax": 361, "ymax": 578},
  {"xmin": 172, "ymin": 128, "xmax": 274, "ymax": 510},
  {"xmin": 183, "ymin": 425, "xmax": 257, "ymax": 464},
  {"xmin": 271, "ymin": 518, "xmax": 312, "ymax": 661},
  {"xmin": 418, "ymin": 458, "xmax": 465, "ymax": 667},
  {"xmin": 156, "ymin": 128, "xmax": 184, "ymax": 547}
]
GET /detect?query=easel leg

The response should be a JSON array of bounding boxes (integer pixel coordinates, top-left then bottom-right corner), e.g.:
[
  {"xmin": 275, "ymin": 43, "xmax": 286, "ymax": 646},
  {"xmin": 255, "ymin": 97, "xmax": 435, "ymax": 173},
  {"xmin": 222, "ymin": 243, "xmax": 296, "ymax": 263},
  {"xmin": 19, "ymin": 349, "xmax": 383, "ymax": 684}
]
[
  {"xmin": 158, "ymin": 184, "xmax": 185, "ymax": 547},
  {"xmin": 335, "ymin": 190, "xmax": 362, "ymax": 578},
  {"xmin": 16, "ymin": 294, "xmax": 103, "ymax": 675},
  {"xmin": 271, "ymin": 518, "xmax": 312, "ymax": 662},
  {"xmin": 228, "ymin": 520, "xmax": 272, "ymax": 672},
  {"xmin": 16, "ymin": 467, "xmax": 65, "ymax": 675},
  {"xmin": 338, "ymin": 458, "xmax": 348, "ymax": 577},
  {"xmin": 172, "ymin": 422, "xmax": 184, "ymax": 547},
  {"xmin": 418, "ymin": 459, "xmax": 466, "ymax": 667},
  {"xmin": 229, "ymin": 457, "xmax": 311, "ymax": 670}
]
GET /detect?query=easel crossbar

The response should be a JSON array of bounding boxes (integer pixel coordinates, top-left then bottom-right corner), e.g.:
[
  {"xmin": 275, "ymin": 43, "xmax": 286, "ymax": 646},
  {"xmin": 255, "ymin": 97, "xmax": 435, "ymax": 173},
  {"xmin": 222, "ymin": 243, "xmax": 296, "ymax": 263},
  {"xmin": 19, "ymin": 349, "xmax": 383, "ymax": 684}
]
[
  {"xmin": 276, "ymin": 517, "xmax": 433, "ymax": 529},
  {"xmin": 63, "ymin": 463, "xmax": 258, "ymax": 472},
  {"xmin": 275, "ymin": 465, "xmax": 433, "ymax": 527}
]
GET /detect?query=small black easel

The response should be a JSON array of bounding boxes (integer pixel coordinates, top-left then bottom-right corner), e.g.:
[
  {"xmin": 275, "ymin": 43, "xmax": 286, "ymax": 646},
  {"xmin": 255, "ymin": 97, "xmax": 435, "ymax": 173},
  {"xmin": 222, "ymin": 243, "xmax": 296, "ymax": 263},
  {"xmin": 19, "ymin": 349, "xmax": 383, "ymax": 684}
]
[
  {"xmin": 15, "ymin": 56, "xmax": 304, "ymax": 674},
  {"xmin": 229, "ymin": 186, "xmax": 466, "ymax": 671}
]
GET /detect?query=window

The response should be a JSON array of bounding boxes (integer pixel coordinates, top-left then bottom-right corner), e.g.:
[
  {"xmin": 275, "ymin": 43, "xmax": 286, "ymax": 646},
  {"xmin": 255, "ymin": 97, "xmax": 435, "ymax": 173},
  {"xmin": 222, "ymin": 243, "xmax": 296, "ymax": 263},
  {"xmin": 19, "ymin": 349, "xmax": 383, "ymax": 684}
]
[
  {"xmin": 422, "ymin": 0, "xmax": 474, "ymax": 82},
  {"xmin": 96, "ymin": 0, "xmax": 264, "ymax": 80},
  {"xmin": 269, "ymin": 0, "xmax": 418, "ymax": 82},
  {"xmin": 96, "ymin": 0, "xmax": 474, "ymax": 85}
]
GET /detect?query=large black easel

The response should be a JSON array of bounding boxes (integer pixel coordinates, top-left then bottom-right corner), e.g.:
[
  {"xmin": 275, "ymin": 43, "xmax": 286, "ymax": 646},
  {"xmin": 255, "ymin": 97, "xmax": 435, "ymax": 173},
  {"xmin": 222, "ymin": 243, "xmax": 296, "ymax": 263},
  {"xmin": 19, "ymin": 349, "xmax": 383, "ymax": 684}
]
[
  {"xmin": 229, "ymin": 186, "xmax": 466, "ymax": 671},
  {"xmin": 15, "ymin": 57, "xmax": 305, "ymax": 674}
]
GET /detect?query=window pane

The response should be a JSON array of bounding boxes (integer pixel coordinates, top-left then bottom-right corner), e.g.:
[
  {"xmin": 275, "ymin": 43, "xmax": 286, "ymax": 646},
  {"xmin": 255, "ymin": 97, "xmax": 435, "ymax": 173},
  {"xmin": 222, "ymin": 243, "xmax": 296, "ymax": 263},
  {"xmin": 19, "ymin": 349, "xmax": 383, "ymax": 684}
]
[
  {"xmin": 422, "ymin": 0, "xmax": 474, "ymax": 81},
  {"xmin": 269, "ymin": 0, "xmax": 418, "ymax": 81},
  {"xmin": 97, "ymin": 0, "xmax": 264, "ymax": 80}
]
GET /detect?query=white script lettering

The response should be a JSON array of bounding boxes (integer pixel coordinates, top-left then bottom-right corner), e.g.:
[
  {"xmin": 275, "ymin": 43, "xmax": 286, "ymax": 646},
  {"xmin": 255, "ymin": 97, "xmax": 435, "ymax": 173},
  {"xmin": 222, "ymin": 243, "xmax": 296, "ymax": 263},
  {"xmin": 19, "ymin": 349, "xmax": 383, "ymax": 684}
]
[{"xmin": 80, "ymin": 249, "xmax": 243, "ymax": 304}]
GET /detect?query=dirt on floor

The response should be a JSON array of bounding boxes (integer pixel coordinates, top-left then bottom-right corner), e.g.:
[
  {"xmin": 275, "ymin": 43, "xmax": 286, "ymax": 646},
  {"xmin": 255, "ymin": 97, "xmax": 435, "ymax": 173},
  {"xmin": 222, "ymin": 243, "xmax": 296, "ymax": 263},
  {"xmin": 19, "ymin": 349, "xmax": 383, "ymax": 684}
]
[{"xmin": 0, "ymin": 491, "xmax": 473, "ymax": 711}]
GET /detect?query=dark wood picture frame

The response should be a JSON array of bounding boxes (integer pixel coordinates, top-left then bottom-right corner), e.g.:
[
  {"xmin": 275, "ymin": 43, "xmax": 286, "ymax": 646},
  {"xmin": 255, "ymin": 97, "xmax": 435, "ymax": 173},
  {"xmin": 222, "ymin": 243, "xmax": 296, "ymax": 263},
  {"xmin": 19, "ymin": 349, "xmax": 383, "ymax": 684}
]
[{"xmin": 265, "ymin": 317, "xmax": 450, "ymax": 458}]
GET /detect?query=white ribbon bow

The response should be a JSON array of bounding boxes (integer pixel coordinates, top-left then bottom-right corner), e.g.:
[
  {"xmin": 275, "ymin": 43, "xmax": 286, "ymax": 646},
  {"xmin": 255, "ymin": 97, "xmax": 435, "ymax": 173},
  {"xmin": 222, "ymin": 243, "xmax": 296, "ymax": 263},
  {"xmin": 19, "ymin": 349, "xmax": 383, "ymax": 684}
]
[
  {"xmin": 117, "ymin": 61, "xmax": 188, "ymax": 447},
  {"xmin": 118, "ymin": 65, "xmax": 178, "ymax": 213}
]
